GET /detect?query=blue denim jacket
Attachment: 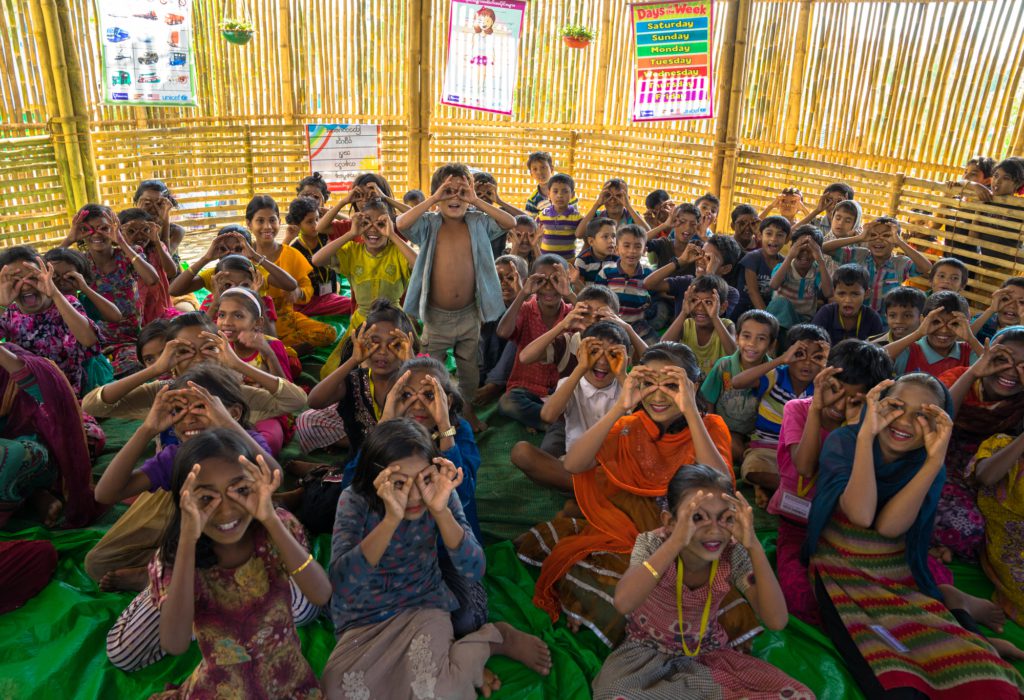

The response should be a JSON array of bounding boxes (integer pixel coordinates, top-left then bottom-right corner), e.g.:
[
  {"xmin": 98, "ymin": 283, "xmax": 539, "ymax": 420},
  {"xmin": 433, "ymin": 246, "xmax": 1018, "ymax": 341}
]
[{"xmin": 402, "ymin": 210, "xmax": 507, "ymax": 322}]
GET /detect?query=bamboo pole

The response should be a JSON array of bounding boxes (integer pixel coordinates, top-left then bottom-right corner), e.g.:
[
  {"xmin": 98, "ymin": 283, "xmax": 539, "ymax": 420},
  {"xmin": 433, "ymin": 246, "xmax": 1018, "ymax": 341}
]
[
  {"xmin": 54, "ymin": 0, "xmax": 98, "ymax": 202},
  {"xmin": 277, "ymin": 0, "xmax": 295, "ymax": 121},
  {"xmin": 782, "ymin": 0, "xmax": 811, "ymax": 156},
  {"xmin": 407, "ymin": 0, "xmax": 424, "ymax": 189},
  {"xmin": 710, "ymin": 0, "xmax": 742, "ymax": 200},
  {"xmin": 712, "ymin": 0, "xmax": 752, "ymax": 230},
  {"xmin": 418, "ymin": 0, "xmax": 433, "ymax": 188},
  {"xmin": 25, "ymin": 0, "xmax": 76, "ymax": 217},
  {"xmin": 591, "ymin": 0, "xmax": 615, "ymax": 130}
]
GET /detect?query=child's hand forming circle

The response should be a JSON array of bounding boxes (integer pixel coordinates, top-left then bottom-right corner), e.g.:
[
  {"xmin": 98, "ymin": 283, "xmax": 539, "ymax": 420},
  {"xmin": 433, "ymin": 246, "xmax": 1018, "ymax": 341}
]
[
  {"xmin": 919, "ymin": 404, "xmax": 953, "ymax": 459},
  {"xmin": 858, "ymin": 380, "xmax": 901, "ymax": 437},
  {"xmin": 386, "ymin": 328, "xmax": 414, "ymax": 361},
  {"xmin": 351, "ymin": 323, "xmax": 380, "ymax": 364},
  {"xmin": 180, "ymin": 464, "xmax": 220, "ymax": 542},
  {"xmin": 229, "ymin": 453, "xmax": 282, "ymax": 524},
  {"xmin": 667, "ymin": 489, "xmax": 715, "ymax": 550},
  {"xmin": 374, "ymin": 465, "xmax": 413, "ymax": 521},
  {"xmin": 418, "ymin": 458, "xmax": 464, "ymax": 515},
  {"xmin": 723, "ymin": 491, "xmax": 756, "ymax": 549}
]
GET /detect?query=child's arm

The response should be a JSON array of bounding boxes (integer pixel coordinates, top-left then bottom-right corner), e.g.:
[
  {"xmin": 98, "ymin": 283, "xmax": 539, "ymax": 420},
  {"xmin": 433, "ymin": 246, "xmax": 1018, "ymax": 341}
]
[
  {"xmin": 201, "ymin": 331, "xmax": 287, "ymax": 394},
  {"xmin": 539, "ymin": 345, "xmax": 592, "ymax": 424},
  {"xmin": 974, "ymin": 433, "xmax": 1024, "ymax": 487},
  {"xmin": 883, "ymin": 308, "xmax": 939, "ymax": 360},
  {"xmin": 709, "ymin": 296, "xmax": 737, "ymax": 355},
  {"xmin": 314, "ymin": 194, "xmax": 354, "ymax": 235},
  {"xmin": 496, "ymin": 274, "xmax": 543, "ymax": 340},
  {"xmin": 792, "ymin": 367, "xmax": 841, "ymax": 478},
  {"xmin": 307, "ymin": 325, "xmax": 376, "ymax": 408},
  {"xmin": 643, "ymin": 219, "xmax": 674, "ymax": 241},
  {"xmin": 396, "ymin": 186, "xmax": 444, "ymax": 233},
  {"xmin": 93, "ymin": 392, "xmax": 168, "ymax": 503},
  {"xmin": 615, "ymin": 528, "xmax": 691, "ymax": 614},
  {"xmin": 971, "ymin": 289, "xmax": 1008, "ymax": 335},
  {"xmin": 623, "ymin": 192, "xmax": 648, "ymax": 232},
  {"xmin": 663, "ymin": 365, "xmax": 731, "ymax": 475},
  {"xmin": 724, "ymin": 493, "xmax": 789, "ymax": 630},
  {"xmin": 36, "ymin": 266, "xmax": 98, "ymax": 348},
  {"xmin": 597, "ymin": 309, "xmax": 648, "ymax": 360},
  {"xmin": 875, "ymin": 405, "xmax": 951, "ymax": 537},
  {"xmin": 310, "ymin": 221, "xmax": 361, "ymax": 268},
  {"xmin": 563, "ymin": 394, "xmax": 628, "ymax": 474},
  {"xmin": 950, "ymin": 312, "xmax": 984, "ymax": 357},
  {"xmin": 141, "ymin": 225, "xmax": 179, "ymax": 278},
  {"xmin": 895, "ymin": 228, "xmax": 933, "ymax": 275},
  {"xmin": 486, "ymin": 183, "xmax": 528, "ymax": 219},
  {"xmin": 116, "ymin": 231, "xmax": 159, "ymax": 287},
  {"xmin": 821, "ymin": 230, "xmax": 865, "ymax": 255},
  {"xmin": 731, "ymin": 341, "xmax": 803, "ymax": 389},
  {"xmin": 814, "ymin": 244, "xmax": 834, "ymax": 299},
  {"xmin": 643, "ymin": 246, "xmax": 701, "ymax": 292},
  {"xmin": 468, "ymin": 190, "xmax": 517, "ymax": 230},
  {"xmin": 744, "ymin": 266, "xmax": 767, "ymax": 310},
  {"xmin": 168, "ymin": 235, "xmax": 226, "ymax": 295},
  {"xmin": 387, "ymin": 228, "xmax": 419, "ymax": 269},
  {"xmin": 247, "ymin": 243, "xmax": 299, "ymax": 293},
  {"xmin": 759, "ymin": 196, "xmax": 778, "ymax": 219},
  {"xmin": 574, "ymin": 191, "xmax": 605, "ymax": 238},
  {"xmin": 160, "ymin": 470, "xmax": 209, "ymax": 655},
  {"xmin": 69, "ymin": 273, "xmax": 123, "ymax": 322},
  {"xmin": 661, "ymin": 307, "xmax": 689, "ymax": 344},
  {"xmin": 0, "ymin": 345, "xmax": 24, "ymax": 375},
  {"xmin": 518, "ymin": 305, "xmax": 583, "ymax": 365},
  {"xmin": 839, "ymin": 382, "xmax": 894, "ymax": 527},
  {"xmin": 768, "ymin": 240, "xmax": 800, "ymax": 291}
]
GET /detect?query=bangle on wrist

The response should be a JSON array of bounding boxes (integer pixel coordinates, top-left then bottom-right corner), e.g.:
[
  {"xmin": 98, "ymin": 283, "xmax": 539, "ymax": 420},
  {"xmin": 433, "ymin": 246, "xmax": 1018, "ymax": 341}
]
[
  {"xmin": 433, "ymin": 425, "xmax": 457, "ymax": 440},
  {"xmin": 289, "ymin": 552, "xmax": 314, "ymax": 577},
  {"xmin": 641, "ymin": 560, "xmax": 660, "ymax": 580}
]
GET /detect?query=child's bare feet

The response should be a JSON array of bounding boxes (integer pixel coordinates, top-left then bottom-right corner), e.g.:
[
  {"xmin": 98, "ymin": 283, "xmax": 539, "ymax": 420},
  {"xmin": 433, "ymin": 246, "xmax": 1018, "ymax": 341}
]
[
  {"xmin": 30, "ymin": 490, "xmax": 62, "ymax": 527},
  {"xmin": 990, "ymin": 637, "xmax": 1024, "ymax": 661},
  {"xmin": 477, "ymin": 667, "xmax": 502, "ymax": 698},
  {"xmin": 941, "ymin": 585, "xmax": 1006, "ymax": 632},
  {"xmin": 491, "ymin": 621, "xmax": 552, "ymax": 676},
  {"xmin": 99, "ymin": 567, "xmax": 148, "ymax": 592},
  {"xmin": 473, "ymin": 383, "xmax": 502, "ymax": 407}
]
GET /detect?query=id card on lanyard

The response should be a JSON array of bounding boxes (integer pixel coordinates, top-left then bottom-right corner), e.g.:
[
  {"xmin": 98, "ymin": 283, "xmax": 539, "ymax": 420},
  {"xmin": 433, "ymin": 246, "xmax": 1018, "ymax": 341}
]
[{"xmin": 777, "ymin": 475, "xmax": 815, "ymax": 521}]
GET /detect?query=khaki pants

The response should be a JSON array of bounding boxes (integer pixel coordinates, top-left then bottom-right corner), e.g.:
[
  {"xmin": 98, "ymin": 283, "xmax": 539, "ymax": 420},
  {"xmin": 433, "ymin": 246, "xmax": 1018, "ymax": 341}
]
[{"xmin": 422, "ymin": 304, "xmax": 482, "ymax": 403}]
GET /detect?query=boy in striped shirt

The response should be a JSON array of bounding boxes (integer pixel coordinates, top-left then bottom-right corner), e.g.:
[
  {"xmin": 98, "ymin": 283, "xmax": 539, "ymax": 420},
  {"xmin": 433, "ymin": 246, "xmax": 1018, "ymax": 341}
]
[
  {"xmin": 537, "ymin": 174, "xmax": 583, "ymax": 261},
  {"xmin": 595, "ymin": 224, "xmax": 657, "ymax": 343},
  {"xmin": 574, "ymin": 217, "xmax": 618, "ymax": 284}
]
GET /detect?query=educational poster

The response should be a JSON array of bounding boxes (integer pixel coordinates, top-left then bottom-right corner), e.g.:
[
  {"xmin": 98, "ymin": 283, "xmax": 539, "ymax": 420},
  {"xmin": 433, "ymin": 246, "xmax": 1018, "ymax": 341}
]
[
  {"xmin": 630, "ymin": 1, "xmax": 714, "ymax": 122},
  {"xmin": 441, "ymin": 0, "xmax": 527, "ymax": 115},
  {"xmin": 305, "ymin": 125, "xmax": 381, "ymax": 193},
  {"xmin": 97, "ymin": 0, "xmax": 197, "ymax": 106}
]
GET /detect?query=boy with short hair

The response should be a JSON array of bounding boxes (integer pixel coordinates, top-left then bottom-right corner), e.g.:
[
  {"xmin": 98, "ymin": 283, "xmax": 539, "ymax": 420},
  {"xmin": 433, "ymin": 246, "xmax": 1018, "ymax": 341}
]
[
  {"xmin": 495, "ymin": 254, "xmax": 575, "ymax": 429},
  {"xmin": 536, "ymin": 173, "xmax": 584, "ymax": 262},
  {"xmin": 695, "ymin": 192, "xmax": 720, "ymax": 235},
  {"xmin": 701, "ymin": 309, "xmax": 778, "ymax": 463},
  {"xmin": 812, "ymin": 264, "xmax": 884, "ymax": 345},
  {"xmin": 929, "ymin": 257, "xmax": 969, "ymax": 294},
  {"xmin": 971, "ymin": 276, "xmax": 1024, "ymax": 342},
  {"xmin": 869, "ymin": 286, "xmax": 926, "ymax": 345},
  {"xmin": 796, "ymin": 181, "xmax": 855, "ymax": 232},
  {"xmin": 643, "ymin": 189, "xmax": 674, "ymax": 228},
  {"xmin": 730, "ymin": 203, "xmax": 761, "ymax": 251},
  {"xmin": 524, "ymin": 151, "xmax": 554, "ymax": 215},
  {"xmin": 759, "ymin": 187, "xmax": 806, "ymax": 226},
  {"xmin": 644, "ymin": 234, "xmax": 743, "ymax": 316},
  {"xmin": 730, "ymin": 323, "xmax": 832, "ymax": 500},
  {"xmin": 663, "ymin": 274, "xmax": 736, "ymax": 375},
  {"xmin": 767, "ymin": 225, "xmax": 833, "ymax": 328},
  {"xmin": 823, "ymin": 216, "xmax": 933, "ymax": 314},
  {"xmin": 396, "ymin": 162, "xmax": 516, "ymax": 431},
  {"xmin": 595, "ymin": 225, "xmax": 657, "ymax": 343},
  {"xmin": 884, "ymin": 291, "xmax": 983, "ymax": 376},
  {"xmin": 510, "ymin": 320, "xmax": 630, "ymax": 492},
  {"xmin": 733, "ymin": 215, "xmax": 791, "ymax": 318},
  {"xmin": 475, "ymin": 254, "xmax": 530, "ymax": 406},
  {"xmin": 574, "ymin": 217, "xmax": 618, "ymax": 284},
  {"xmin": 508, "ymin": 214, "xmax": 541, "ymax": 267},
  {"xmin": 645, "ymin": 202, "xmax": 703, "ymax": 269},
  {"xmin": 403, "ymin": 189, "xmax": 425, "ymax": 207},
  {"xmin": 473, "ymin": 172, "xmax": 527, "ymax": 257},
  {"xmin": 575, "ymin": 178, "xmax": 645, "ymax": 235}
]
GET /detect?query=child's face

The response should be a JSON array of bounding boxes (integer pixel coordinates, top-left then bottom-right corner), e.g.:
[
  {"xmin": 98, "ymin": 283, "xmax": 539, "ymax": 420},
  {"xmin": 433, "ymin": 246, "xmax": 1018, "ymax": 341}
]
[
  {"xmin": 924, "ymin": 310, "xmax": 961, "ymax": 353},
  {"xmin": 664, "ymin": 488, "xmax": 734, "ymax": 563},
  {"xmin": 139, "ymin": 337, "xmax": 166, "ymax": 368},
  {"xmin": 865, "ymin": 224, "xmax": 897, "ymax": 259},
  {"xmin": 361, "ymin": 211, "xmax": 392, "ymax": 253},
  {"xmin": 787, "ymin": 339, "xmax": 829, "ymax": 386},
  {"xmin": 602, "ymin": 185, "xmax": 625, "ymax": 213},
  {"xmin": 674, "ymin": 213, "xmax": 701, "ymax": 239},
  {"xmin": 398, "ymin": 370, "xmax": 447, "ymax": 430},
  {"xmin": 123, "ymin": 219, "xmax": 158, "ymax": 249},
  {"xmin": 736, "ymin": 320, "xmax": 773, "ymax": 366},
  {"xmin": 83, "ymin": 215, "xmax": 115, "ymax": 253},
  {"xmin": 473, "ymin": 179, "xmax": 495, "ymax": 204},
  {"xmin": 991, "ymin": 168, "xmax": 1020, "ymax": 197},
  {"xmin": 513, "ymin": 223, "xmax": 537, "ymax": 256},
  {"xmin": 297, "ymin": 211, "xmax": 318, "ymax": 236},
  {"xmin": 981, "ymin": 340, "xmax": 1024, "ymax": 399},
  {"xmin": 404, "ymin": 192, "xmax": 425, "ymax": 207},
  {"xmin": 248, "ymin": 208, "xmax": 280, "ymax": 245},
  {"xmin": 963, "ymin": 163, "xmax": 990, "ymax": 185},
  {"xmin": 834, "ymin": 282, "xmax": 866, "ymax": 318},
  {"xmin": 585, "ymin": 339, "xmax": 622, "ymax": 389},
  {"xmin": 496, "ymin": 262, "xmax": 519, "ymax": 305},
  {"xmin": 696, "ymin": 242, "xmax": 723, "ymax": 277},
  {"xmin": 298, "ymin": 185, "xmax": 326, "ymax": 211},
  {"xmin": 49, "ymin": 260, "xmax": 78, "ymax": 295},
  {"xmin": 820, "ymin": 378, "xmax": 867, "ymax": 426},
  {"xmin": 529, "ymin": 160, "xmax": 552, "ymax": 186},
  {"xmin": 998, "ymin": 285, "xmax": 1024, "ymax": 327},
  {"xmin": 590, "ymin": 225, "xmax": 616, "ymax": 257},
  {"xmin": 171, "ymin": 326, "xmax": 215, "ymax": 375},
  {"xmin": 697, "ymin": 201, "xmax": 719, "ymax": 230},
  {"xmin": 885, "ymin": 304, "xmax": 921, "ymax": 341},
  {"xmin": 213, "ymin": 233, "xmax": 247, "ymax": 259},
  {"xmin": 364, "ymin": 321, "xmax": 403, "ymax": 376},
  {"xmin": 691, "ymin": 290, "xmax": 717, "ymax": 328},
  {"xmin": 190, "ymin": 456, "xmax": 255, "ymax": 544},
  {"xmin": 777, "ymin": 194, "xmax": 802, "ymax": 218},
  {"xmin": 638, "ymin": 359, "xmax": 684, "ymax": 425},
  {"xmin": 135, "ymin": 189, "xmax": 167, "ymax": 218},
  {"xmin": 731, "ymin": 213, "xmax": 760, "ymax": 250},
  {"xmin": 876, "ymin": 382, "xmax": 942, "ymax": 455},
  {"xmin": 171, "ymin": 394, "xmax": 242, "ymax": 443},
  {"xmin": 214, "ymin": 296, "xmax": 260, "ymax": 343},
  {"xmin": 2, "ymin": 260, "xmax": 50, "ymax": 314},
  {"xmin": 532, "ymin": 263, "xmax": 563, "ymax": 308},
  {"xmin": 436, "ymin": 177, "xmax": 472, "ymax": 219},
  {"xmin": 930, "ymin": 264, "xmax": 965, "ymax": 294},
  {"xmin": 830, "ymin": 207, "xmax": 858, "ymax": 238},
  {"xmin": 821, "ymin": 190, "xmax": 847, "ymax": 215},
  {"xmin": 759, "ymin": 225, "xmax": 788, "ymax": 257},
  {"xmin": 548, "ymin": 182, "xmax": 574, "ymax": 210},
  {"xmin": 792, "ymin": 237, "xmax": 816, "ymax": 275},
  {"xmin": 381, "ymin": 454, "xmax": 437, "ymax": 520},
  {"xmin": 213, "ymin": 269, "xmax": 259, "ymax": 298},
  {"xmin": 616, "ymin": 233, "xmax": 645, "ymax": 269}
]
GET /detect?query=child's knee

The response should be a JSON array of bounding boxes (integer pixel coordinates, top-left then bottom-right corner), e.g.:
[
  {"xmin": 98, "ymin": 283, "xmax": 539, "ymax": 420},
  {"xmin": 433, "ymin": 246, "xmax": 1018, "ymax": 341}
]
[
  {"xmin": 83, "ymin": 546, "xmax": 106, "ymax": 582},
  {"xmin": 741, "ymin": 447, "xmax": 778, "ymax": 486},
  {"xmin": 510, "ymin": 441, "xmax": 538, "ymax": 471}
]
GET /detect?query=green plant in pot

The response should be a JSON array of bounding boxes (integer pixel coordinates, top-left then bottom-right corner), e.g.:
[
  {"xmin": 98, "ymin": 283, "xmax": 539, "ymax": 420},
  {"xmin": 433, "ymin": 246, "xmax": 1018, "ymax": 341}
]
[
  {"xmin": 560, "ymin": 23, "xmax": 595, "ymax": 49},
  {"xmin": 220, "ymin": 18, "xmax": 255, "ymax": 45}
]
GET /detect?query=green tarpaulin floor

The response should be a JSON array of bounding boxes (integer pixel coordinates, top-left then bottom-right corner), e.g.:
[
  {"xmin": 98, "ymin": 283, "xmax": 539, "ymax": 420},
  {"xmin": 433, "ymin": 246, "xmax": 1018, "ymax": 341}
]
[{"xmin": 2, "ymin": 404, "xmax": 1023, "ymax": 699}]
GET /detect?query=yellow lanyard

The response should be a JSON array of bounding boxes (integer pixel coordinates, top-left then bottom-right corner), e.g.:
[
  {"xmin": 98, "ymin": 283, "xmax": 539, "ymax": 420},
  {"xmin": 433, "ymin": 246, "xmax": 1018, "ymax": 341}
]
[
  {"xmin": 838, "ymin": 307, "xmax": 862, "ymax": 337},
  {"xmin": 796, "ymin": 474, "xmax": 817, "ymax": 498},
  {"xmin": 368, "ymin": 369, "xmax": 383, "ymax": 420},
  {"xmin": 676, "ymin": 556, "xmax": 719, "ymax": 657}
]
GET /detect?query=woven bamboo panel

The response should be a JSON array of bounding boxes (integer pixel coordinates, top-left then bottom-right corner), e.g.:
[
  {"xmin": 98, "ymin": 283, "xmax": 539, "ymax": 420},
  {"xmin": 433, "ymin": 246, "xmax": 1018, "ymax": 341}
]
[{"xmin": 0, "ymin": 135, "xmax": 75, "ymax": 247}]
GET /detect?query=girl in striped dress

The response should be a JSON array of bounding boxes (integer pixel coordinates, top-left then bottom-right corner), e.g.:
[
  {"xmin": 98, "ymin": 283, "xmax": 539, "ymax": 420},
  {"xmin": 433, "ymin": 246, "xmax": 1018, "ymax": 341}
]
[
  {"xmin": 805, "ymin": 374, "xmax": 1024, "ymax": 699},
  {"xmin": 592, "ymin": 463, "xmax": 812, "ymax": 699}
]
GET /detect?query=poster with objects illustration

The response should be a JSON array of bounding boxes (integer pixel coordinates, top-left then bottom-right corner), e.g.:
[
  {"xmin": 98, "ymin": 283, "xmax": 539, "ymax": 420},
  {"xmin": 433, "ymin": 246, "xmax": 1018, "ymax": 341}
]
[
  {"xmin": 441, "ymin": 0, "xmax": 526, "ymax": 115},
  {"xmin": 98, "ymin": 0, "xmax": 197, "ymax": 106}
]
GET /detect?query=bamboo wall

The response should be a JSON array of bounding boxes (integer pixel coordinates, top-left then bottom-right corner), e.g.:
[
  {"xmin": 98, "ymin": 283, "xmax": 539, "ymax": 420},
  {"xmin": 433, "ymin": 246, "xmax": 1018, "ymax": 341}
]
[{"xmin": 0, "ymin": 0, "xmax": 1022, "ymax": 290}]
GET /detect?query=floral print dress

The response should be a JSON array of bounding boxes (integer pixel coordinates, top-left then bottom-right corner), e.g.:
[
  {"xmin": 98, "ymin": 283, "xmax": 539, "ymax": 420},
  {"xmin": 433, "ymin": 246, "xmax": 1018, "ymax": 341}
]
[
  {"xmin": 89, "ymin": 250, "xmax": 143, "ymax": 376},
  {"xmin": 148, "ymin": 509, "xmax": 323, "ymax": 699}
]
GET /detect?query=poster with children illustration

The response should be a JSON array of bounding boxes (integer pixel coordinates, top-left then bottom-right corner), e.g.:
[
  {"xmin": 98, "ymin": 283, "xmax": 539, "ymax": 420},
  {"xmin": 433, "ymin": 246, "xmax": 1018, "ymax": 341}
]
[
  {"xmin": 441, "ymin": 0, "xmax": 526, "ymax": 115},
  {"xmin": 630, "ymin": 0, "xmax": 714, "ymax": 121},
  {"xmin": 97, "ymin": 0, "xmax": 196, "ymax": 106}
]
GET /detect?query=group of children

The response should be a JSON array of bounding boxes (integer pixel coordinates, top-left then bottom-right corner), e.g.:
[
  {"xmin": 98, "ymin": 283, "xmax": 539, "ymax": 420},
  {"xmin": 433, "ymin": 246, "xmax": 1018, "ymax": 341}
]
[{"xmin": 2, "ymin": 152, "xmax": 1024, "ymax": 699}]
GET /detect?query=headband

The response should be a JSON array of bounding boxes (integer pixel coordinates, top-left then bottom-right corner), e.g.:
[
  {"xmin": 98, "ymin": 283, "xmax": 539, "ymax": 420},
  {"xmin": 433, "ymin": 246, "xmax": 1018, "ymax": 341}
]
[{"xmin": 220, "ymin": 286, "xmax": 262, "ymax": 318}]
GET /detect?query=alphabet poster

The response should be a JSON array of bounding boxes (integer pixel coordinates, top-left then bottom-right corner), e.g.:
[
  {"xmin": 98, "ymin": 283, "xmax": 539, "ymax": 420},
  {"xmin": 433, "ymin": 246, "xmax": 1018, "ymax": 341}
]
[
  {"xmin": 441, "ymin": 0, "xmax": 527, "ymax": 115},
  {"xmin": 97, "ymin": 0, "xmax": 197, "ymax": 106},
  {"xmin": 631, "ymin": 1, "xmax": 714, "ymax": 121},
  {"xmin": 306, "ymin": 124, "xmax": 381, "ymax": 193}
]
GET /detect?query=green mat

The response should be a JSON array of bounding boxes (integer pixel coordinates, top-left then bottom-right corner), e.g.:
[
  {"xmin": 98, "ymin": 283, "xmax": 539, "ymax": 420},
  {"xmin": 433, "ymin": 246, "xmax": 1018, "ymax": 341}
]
[{"xmin": 2, "ymin": 404, "xmax": 1024, "ymax": 698}]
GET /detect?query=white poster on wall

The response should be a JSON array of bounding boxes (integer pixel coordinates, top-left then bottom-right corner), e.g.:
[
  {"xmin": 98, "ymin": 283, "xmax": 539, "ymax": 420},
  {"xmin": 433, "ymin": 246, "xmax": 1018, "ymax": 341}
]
[
  {"xmin": 306, "ymin": 124, "xmax": 381, "ymax": 192},
  {"xmin": 97, "ymin": 0, "xmax": 197, "ymax": 106}
]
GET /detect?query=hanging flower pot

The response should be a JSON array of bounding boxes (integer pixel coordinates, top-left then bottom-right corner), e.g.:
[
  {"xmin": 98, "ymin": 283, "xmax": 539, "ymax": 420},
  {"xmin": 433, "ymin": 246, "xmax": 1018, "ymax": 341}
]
[
  {"xmin": 219, "ymin": 19, "xmax": 255, "ymax": 45},
  {"xmin": 560, "ymin": 23, "xmax": 595, "ymax": 49}
]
